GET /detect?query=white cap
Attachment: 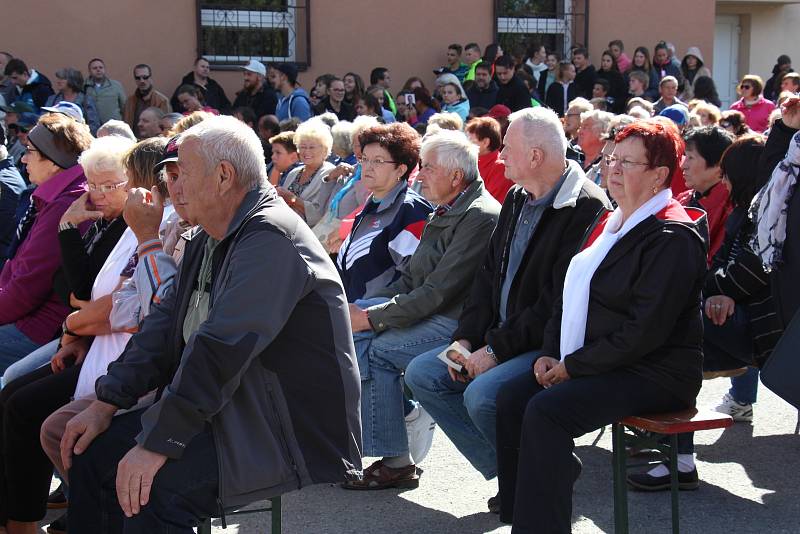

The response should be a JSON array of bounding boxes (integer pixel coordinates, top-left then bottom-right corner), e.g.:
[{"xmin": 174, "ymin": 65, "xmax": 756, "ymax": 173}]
[{"xmin": 242, "ymin": 59, "xmax": 266, "ymax": 77}]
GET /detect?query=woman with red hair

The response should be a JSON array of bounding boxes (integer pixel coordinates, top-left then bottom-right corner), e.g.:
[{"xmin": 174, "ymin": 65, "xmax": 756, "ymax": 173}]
[
  {"xmin": 465, "ymin": 117, "xmax": 513, "ymax": 201},
  {"xmin": 494, "ymin": 120, "xmax": 707, "ymax": 531}
]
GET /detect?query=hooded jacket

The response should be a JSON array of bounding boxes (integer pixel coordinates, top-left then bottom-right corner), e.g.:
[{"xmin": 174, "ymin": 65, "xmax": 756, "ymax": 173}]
[
  {"xmin": 442, "ymin": 98, "xmax": 470, "ymax": 122},
  {"xmin": 452, "ymin": 160, "xmax": 611, "ymax": 362},
  {"xmin": 543, "ymin": 200, "xmax": 707, "ymax": 406},
  {"xmin": 680, "ymin": 47, "xmax": 713, "ymax": 101},
  {"xmin": 95, "ymin": 186, "xmax": 362, "ymax": 508},
  {"xmin": 11, "ymin": 69, "xmax": 54, "ymax": 112},
  {"xmin": 276, "ymin": 88, "xmax": 312, "ymax": 122}
]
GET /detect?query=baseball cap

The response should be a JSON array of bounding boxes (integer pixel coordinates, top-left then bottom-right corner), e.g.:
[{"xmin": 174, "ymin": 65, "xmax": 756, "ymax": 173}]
[
  {"xmin": 659, "ymin": 104, "xmax": 689, "ymax": 126},
  {"xmin": 242, "ymin": 59, "xmax": 267, "ymax": 77},
  {"xmin": 154, "ymin": 135, "xmax": 180, "ymax": 172},
  {"xmin": 486, "ymin": 104, "xmax": 512, "ymax": 120},
  {"xmin": 40, "ymin": 101, "xmax": 85, "ymax": 123},
  {"xmin": 12, "ymin": 112, "xmax": 39, "ymax": 131},
  {"xmin": 0, "ymin": 101, "xmax": 35, "ymax": 114}
]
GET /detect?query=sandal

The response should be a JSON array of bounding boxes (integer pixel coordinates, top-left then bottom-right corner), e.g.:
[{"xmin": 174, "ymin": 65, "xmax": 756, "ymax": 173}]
[{"xmin": 341, "ymin": 459, "xmax": 420, "ymax": 490}]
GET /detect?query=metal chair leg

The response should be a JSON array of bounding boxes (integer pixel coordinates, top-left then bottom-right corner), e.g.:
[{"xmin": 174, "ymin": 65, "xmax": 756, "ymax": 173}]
[
  {"xmin": 612, "ymin": 423, "xmax": 629, "ymax": 534},
  {"xmin": 669, "ymin": 434, "xmax": 680, "ymax": 534},
  {"xmin": 270, "ymin": 496, "xmax": 282, "ymax": 534}
]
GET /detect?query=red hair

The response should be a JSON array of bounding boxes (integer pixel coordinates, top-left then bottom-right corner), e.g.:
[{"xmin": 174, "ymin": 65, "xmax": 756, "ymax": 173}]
[{"xmin": 614, "ymin": 120, "xmax": 684, "ymax": 185}]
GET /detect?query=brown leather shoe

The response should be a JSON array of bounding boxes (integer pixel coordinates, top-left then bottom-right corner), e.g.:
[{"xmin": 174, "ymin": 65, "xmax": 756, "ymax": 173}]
[{"xmin": 341, "ymin": 459, "xmax": 420, "ymax": 490}]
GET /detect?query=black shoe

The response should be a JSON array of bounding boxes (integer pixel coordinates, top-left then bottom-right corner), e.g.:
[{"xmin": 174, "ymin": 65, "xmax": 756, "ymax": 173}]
[
  {"xmin": 487, "ymin": 492, "xmax": 500, "ymax": 514},
  {"xmin": 47, "ymin": 482, "xmax": 67, "ymax": 509},
  {"xmin": 47, "ymin": 513, "xmax": 68, "ymax": 534},
  {"xmin": 627, "ymin": 467, "xmax": 699, "ymax": 491}
]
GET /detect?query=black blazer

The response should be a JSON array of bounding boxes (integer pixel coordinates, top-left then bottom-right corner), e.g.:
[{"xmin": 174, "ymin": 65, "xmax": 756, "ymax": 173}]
[
  {"xmin": 53, "ymin": 216, "xmax": 128, "ymax": 304},
  {"xmin": 452, "ymin": 167, "xmax": 610, "ymax": 362},
  {"xmin": 545, "ymin": 82, "xmax": 578, "ymax": 117},
  {"xmin": 542, "ymin": 202, "xmax": 707, "ymax": 406}
]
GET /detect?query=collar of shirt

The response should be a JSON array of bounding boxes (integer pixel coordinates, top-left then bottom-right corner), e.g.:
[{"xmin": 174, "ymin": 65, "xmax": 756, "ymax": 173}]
[
  {"xmin": 32, "ymin": 164, "xmax": 85, "ymax": 204},
  {"xmin": 434, "ymin": 188, "xmax": 467, "ymax": 217}
]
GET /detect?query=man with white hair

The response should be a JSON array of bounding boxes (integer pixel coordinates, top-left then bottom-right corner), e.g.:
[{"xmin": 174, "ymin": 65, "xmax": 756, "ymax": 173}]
[
  {"xmin": 60, "ymin": 115, "xmax": 362, "ymax": 532},
  {"xmin": 341, "ymin": 128, "xmax": 501, "ymax": 490},
  {"xmin": 405, "ymin": 107, "xmax": 610, "ymax": 512}
]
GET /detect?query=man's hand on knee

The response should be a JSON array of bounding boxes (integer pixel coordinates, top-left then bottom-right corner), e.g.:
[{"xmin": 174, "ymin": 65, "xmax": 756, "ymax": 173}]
[
  {"xmin": 60, "ymin": 400, "xmax": 118, "ymax": 470},
  {"xmin": 116, "ymin": 445, "xmax": 168, "ymax": 517}
]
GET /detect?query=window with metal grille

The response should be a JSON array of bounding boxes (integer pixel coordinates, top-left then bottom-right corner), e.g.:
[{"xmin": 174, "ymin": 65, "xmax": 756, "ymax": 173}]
[
  {"xmin": 197, "ymin": 0, "xmax": 310, "ymax": 68},
  {"xmin": 494, "ymin": 0, "xmax": 587, "ymax": 59}
]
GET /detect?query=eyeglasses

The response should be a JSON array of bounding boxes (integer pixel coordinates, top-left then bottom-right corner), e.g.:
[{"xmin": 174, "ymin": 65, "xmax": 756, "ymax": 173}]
[
  {"xmin": 134, "ymin": 75, "xmax": 151, "ymax": 81},
  {"xmin": 88, "ymin": 180, "xmax": 128, "ymax": 193},
  {"xmin": 603, "ymin": 155, "xmax": 650, "ymax": 170},
  {"xmin": 740, "ymin": 84, "xmax": 752, "ymax": 90},
  {"xmin": 358, "ymin": 157, "xmax": 397, "ymax": 168},
  {"xmin": 330, "ymin": 88, "xmax": 345, "ymax": 92},
  {"xmin": 25, "ymin": 145, "xmax": 38, "ymax": 154}
]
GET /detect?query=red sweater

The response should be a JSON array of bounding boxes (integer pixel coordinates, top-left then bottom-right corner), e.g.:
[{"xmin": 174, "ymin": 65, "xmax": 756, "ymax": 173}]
[
  {"xmin": 478, "ymin": 150, "xmax": 514, "ymax": 202},
  {"xmin": 677, "ymin": 181, "xmax": 733, "ymax": 264}
]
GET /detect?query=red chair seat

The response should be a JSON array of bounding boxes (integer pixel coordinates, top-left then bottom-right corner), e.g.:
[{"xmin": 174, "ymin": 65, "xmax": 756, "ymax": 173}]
[{"xmin": 621, "ymin": 408, "xmax": 733, "ymax": 435}]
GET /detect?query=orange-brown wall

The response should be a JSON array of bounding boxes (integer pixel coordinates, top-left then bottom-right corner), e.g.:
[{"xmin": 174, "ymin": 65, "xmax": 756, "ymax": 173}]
[
  {"xmin": 4, "ymin": 0, "xmax": 715, "ymax": 106},
  {"xmin": 3, "ymin": 0, "xmax": 493, "ymax": 106},
  {"xmin": 587, "ymin": 0, "xmax": 716, "ymax": 72}
]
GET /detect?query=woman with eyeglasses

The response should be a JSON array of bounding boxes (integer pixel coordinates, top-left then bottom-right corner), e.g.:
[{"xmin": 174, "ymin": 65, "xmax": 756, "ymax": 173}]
[
  {"xmin": 2, "ymin": 134, "xmax": 135, "ymax": 386},
  {"xmin": 313, "ymin": 77, "xmax": 356, "ymax": 121},
  {"xmin": 336, "ymin": 122, "xmax": 432, "ymax": 302},
  {"xmin": 0, "ymin": 137, "xmax": 175, "ymax": 534},
  {"xmin": 276, "ymin": 119, "xmax": 338, "ymax": 227},
  {"xmin": 0, "ymin": 114, "xmax": 93, "ymax": 377},
  {"xmin": 495, "ymin": 121, "xmax": 707, "ymax": 530},
  {"xmin": 729, "ymin": 75, "xmax": 776, "ymax": 133}
]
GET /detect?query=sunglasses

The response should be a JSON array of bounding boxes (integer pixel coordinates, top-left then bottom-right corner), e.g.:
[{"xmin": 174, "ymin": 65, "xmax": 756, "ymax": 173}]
[
  {"xmin": 135, "ymin": 75, "xmax": 151, "ymax": 81},
  {"xmin": 741, "ymin": 84, "xmax": 752, "ymax": 90}
]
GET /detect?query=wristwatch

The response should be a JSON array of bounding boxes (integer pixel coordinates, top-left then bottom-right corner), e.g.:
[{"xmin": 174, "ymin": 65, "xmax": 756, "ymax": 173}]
[
  {"xmin": 62, "ymin": 320, "xmax": 79, "ymax": 337},
  {"xmin": 486, "ymin": 345, "xmax": 499, "ymax": 363},
  {"xmin": 58, "ymin": 221, "xmax": 78, "ymax": 233}
]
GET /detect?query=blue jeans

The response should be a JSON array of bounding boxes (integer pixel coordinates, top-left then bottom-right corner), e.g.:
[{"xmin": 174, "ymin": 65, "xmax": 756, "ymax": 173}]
[
  {"xmin": 68, "ymin": 409, "xmax": 219, "ymax": 533},
  {"xmin": 405, "ymin": 346, "xmax": 541, "ymax": 479},
  {"xmin": 354, "ymin": 306, "xmax": 457, "ymax": 458},
  {"xmin": 1, "ymin": 338, "xmax": 58, "ymax": 388},
  {"xmin": 730, "ymin": 367, "xmax": 759, "ymax": 405},
  {"xmin": 0, "ymin": 324, "xmax": 42, "ymax": 378}
]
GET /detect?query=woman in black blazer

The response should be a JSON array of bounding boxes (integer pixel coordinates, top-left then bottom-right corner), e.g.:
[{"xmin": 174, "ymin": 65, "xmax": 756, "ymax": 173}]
[
  {"xmin": 494, "ymin": 121, "xmax": 707, "ymax": 531},
  {"xmin": 545, "ymin": 61, "xmax": 578, "ymax": 117}
]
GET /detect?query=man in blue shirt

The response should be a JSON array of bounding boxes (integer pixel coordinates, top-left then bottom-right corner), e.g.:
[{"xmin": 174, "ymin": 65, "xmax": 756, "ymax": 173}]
[{"xmin": 269, "ymin": 62, "xmax": 311, "ymax": 122}]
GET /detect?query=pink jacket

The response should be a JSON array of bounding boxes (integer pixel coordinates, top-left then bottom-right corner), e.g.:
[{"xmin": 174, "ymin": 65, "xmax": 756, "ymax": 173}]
[
  {"xmin": 616, "ymin": 53, "xmax": 632, "ymax": 73},
  {"xmin": 729, "ymin": 96, "xmax": 776, "ymax": 133}
]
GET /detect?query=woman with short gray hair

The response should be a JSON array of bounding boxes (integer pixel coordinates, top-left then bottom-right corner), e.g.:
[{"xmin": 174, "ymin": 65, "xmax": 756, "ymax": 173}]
[{"xmin": 45, "ymin": 67, "xmax": 101, "ymax": 134}]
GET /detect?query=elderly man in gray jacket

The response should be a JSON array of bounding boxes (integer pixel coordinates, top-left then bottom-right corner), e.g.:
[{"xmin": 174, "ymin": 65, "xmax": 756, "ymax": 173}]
[
  {"xmin": 342, "ymin": 129, "xmax": 501, "ymax": 490},
  {"xmin": 59, "ymin": 116, "xmax": 362, "ymax": 533}
]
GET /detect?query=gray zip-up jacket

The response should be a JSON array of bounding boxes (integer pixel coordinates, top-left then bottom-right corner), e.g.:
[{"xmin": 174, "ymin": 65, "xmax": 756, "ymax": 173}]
[{"xmin": 96, "ymin": 185, "xmax": 362, "ymax": 508}]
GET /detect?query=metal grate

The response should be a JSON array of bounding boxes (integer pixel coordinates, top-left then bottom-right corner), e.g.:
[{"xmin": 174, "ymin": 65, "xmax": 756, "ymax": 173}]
[
  {"xmin": 494, "ymin": 0, "xmax": 588, "ymax": 58},
  {"xmin": 197, "ymin": 0, "xmax": 310, "ymax": 67}
]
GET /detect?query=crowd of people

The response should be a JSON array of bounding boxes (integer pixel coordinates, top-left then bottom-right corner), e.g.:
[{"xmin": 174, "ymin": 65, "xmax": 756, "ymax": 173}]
[{"xmin": 0, "ymin": 38, "xmax": 798, "ymax": 534}]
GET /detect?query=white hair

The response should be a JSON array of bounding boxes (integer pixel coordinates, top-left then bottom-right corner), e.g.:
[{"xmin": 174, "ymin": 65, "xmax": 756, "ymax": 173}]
[
  {"xmin": 566, "ymin": 97, "xmax": 593, "ymax": 114},
  {"xmin": 628, "ymin": 107, "xmax": 651, "ymax": 120},
  {"xmin": 351, "ymin": 115, "xmax": 380, "ymax": 145},
  {"xmin": 96, "ymin": 120, "xmax": 137, "ymax": 142},
  {"xmin": 579, "ymin": 110, "xmax": 614, "ymax": 136},
  {"xmin": 294, "ymin": 118, "xmax": 333, "ymax": 156},
  {"xmin": 78, "ymin": 135, "xmax": 135, "ymax": 179},
  {"xmin": 436, "ymin": 73, "xmax": 468, "ymax": 100},
  {"xmin": 420, "ymin": 129, "xmax": 480, "ymax": 183},
  {"xmin": 427, "ymin": 112, "xmax": 464, "ymax": 132},
  {"xmin": 178, "ymin": 115, "xmax": 266, "ymax": 190},
  {"xmin": 508, "ymin": 107, "xmax": 568, "ymax": 158},
  {"xmin": 331, "ymin": 121, "xmax": 355, "ymax": 156},
  {"xmin": 0, "ymin": 145, "xmax": 7, "ymax": 160},
  {"xmin": 316, "ymin": 112, "xmax": 339, "ymax": 129}
]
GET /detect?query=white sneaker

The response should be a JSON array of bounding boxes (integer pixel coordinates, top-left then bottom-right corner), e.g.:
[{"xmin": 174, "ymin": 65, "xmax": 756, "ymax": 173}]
[
  {"xmin": 405, "ymin": 401, "xmax": 436, "ymax": 464},
  {"xmin": 714, "ymin": 393, "xmax": 753, "ymax": 422}
]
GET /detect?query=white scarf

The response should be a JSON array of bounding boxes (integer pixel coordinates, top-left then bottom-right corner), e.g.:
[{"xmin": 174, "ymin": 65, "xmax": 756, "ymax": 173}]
[
  {"xmin": 750, "ymin": 130, "xmax": 800, "ymax": 272},
  {"xmin": 559, "ymin": 189, "xmax": 672, "ymax": 360}
]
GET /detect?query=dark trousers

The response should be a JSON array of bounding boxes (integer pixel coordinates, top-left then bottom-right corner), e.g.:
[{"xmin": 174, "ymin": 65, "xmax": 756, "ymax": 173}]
[
  {"xmin": 68, "ymin": 409, "xmax": 219, "ymax": 534},
  {"xmin": 495, "ymin": 368, "xmax": 686, "ymax": 533},
  {"xmin": 0, "ymin": 363, "xmax": 80, "ymax": 524},
  {"xmin": 677, "ymin": 307, "xmax": 754, "ymax": 453}
]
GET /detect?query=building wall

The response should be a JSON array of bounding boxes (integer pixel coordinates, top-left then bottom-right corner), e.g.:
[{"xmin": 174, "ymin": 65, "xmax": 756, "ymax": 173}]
[
  {"xmin": 716, "ymin": 2, "xmax": 800, "ymax": 78},
  {"xmin": 3, "ymin": 0, "xmax": 493, "ymax": 108},
  {"xmin": 587, "ymin": 0, "xmax": 716, "ymax": 72}
]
